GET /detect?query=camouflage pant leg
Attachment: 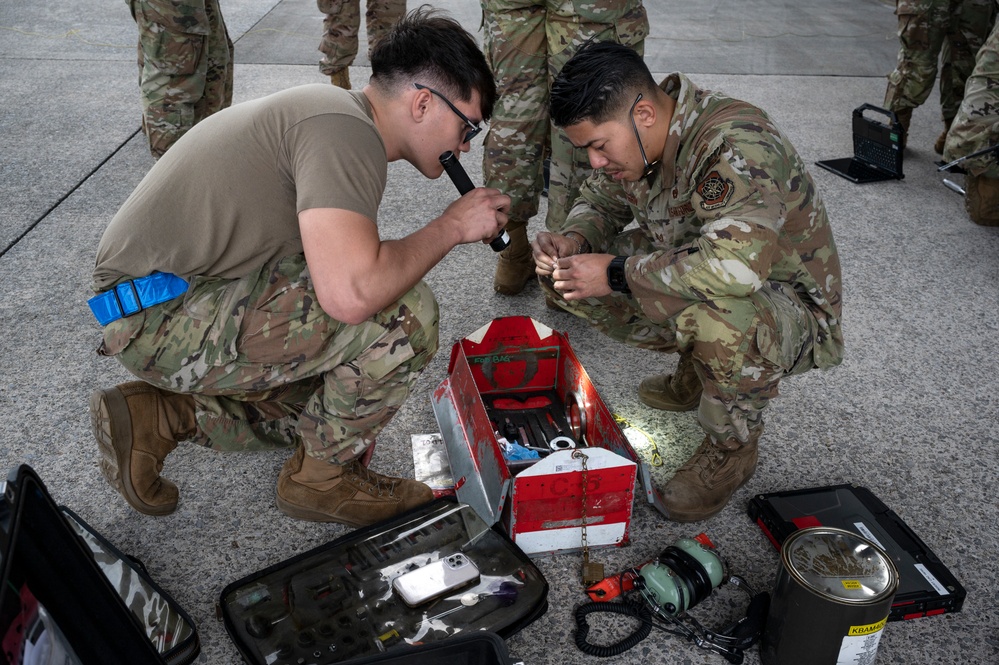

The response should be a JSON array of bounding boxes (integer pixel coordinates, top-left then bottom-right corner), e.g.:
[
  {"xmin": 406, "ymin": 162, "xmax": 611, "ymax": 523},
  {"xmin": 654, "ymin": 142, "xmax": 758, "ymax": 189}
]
[
  {"xmin": 363, "ymin": 0, "xmax": 406, "ymax": 57},
  {"xmin": 318, "ymin": 0, "xmax": 361, "ymax": 75},
  {"xmin": 199, "ymin": 0, "xmax": 233, "ymax": 119},
  {"xmin": 540, "ymin": 232, "xmax": 817, "ymax": 446},
  {"xmin": 129, "ymin": 0, "xmax": 233, "ymax": 158},
  {"xmin": 885, "ymin": 0, "xmax": 951, "ymax": 112},
  {"xmin": 107, "ymin": 254, "xmax": 440, "ymax": 462},
  {"xmin": 544, "ymin": 3, "xmax": 648, "ymax": 231},
  {"xmin": 481, "ymin": 0, "xmax": 648, "ymax": 228},
  {"xmin": 944, "ymin": 20, "xmax": 999, "ymax": 176},
  {"xmin": 481, "ymin": 0, "xmax": 549, "ymax": 225},
  {"xmin": 939, "ymin": 0, "xmax": 996, "ymax": 119}
]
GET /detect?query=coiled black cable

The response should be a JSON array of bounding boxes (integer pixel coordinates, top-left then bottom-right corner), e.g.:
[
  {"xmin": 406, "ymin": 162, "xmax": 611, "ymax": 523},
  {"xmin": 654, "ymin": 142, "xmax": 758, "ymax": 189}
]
[{"xmin": 573, "ymin": 600, "xmax": 653, "ymax": 657}]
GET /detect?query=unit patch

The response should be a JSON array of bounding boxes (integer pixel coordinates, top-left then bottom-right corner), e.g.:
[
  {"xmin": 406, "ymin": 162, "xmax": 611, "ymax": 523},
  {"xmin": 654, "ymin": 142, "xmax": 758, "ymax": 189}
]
[{"xmin": 696, "ymin": 170, "xmax": 735, "ymax": 210}]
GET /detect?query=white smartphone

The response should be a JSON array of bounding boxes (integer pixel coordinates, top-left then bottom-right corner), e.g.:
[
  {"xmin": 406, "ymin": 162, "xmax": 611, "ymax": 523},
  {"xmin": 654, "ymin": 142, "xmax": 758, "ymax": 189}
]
[{"xmin": 392, "ymin": 553, "xmax": 480, "ymax": 607}]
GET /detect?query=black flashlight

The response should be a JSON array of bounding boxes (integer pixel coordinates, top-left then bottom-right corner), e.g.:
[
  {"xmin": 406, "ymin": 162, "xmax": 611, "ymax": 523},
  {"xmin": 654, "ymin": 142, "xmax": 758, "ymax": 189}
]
[{"xmin": 439, "ymin": 151, "xmax": 510, "ymax": 252}]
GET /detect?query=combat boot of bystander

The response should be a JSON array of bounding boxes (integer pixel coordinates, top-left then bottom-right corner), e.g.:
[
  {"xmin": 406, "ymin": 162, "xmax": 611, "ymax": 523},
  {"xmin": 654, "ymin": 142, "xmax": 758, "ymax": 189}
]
[
  {"xmin": 662, "ymin": 429, "xmax": 761, "ymax": 522},
  {"xmin": 637, "ymin": 352, "xmax": 702, "ymax": 412}
]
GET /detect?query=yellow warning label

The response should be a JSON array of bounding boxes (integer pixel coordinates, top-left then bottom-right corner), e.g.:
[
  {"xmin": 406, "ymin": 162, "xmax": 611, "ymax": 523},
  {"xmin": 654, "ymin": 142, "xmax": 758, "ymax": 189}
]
[
  {"xmin": 848, "ymin": 618, "xmax": 887, "ymax": 636},
  {"xmin": 842, "ymin": 580, "xmax": 862, "ymax": 590}
]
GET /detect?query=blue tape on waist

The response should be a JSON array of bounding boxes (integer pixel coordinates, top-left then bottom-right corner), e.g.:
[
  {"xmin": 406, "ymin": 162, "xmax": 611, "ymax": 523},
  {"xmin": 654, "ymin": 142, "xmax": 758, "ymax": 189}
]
[{"xmin": 88, "ymin": 272, "xmax": 189, "ymax": 326}]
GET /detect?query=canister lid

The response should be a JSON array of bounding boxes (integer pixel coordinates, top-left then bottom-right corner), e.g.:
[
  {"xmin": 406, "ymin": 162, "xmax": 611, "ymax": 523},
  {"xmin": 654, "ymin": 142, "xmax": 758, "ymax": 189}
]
[{"xmin": 782, "ymin": 527, "xmax": 898, "ymax": 603}]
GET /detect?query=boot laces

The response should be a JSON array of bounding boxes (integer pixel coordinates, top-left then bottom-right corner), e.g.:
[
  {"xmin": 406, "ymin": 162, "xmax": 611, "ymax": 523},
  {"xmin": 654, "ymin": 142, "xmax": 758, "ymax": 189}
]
[
  {"xmin": 676, "ymin": 443, "xmax": 735, "ymax": 488},
  {"xmin": 687, "ymin": 444, "xmax": 726, "ymax": 474},
  {"xmin": 347, "ymin": 462, "xmax": 399, "ymax": 498}
]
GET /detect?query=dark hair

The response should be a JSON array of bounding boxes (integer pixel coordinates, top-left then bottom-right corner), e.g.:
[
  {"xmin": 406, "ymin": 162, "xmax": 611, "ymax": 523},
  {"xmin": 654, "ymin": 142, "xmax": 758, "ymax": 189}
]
[
  {"xmin": 550, "ymin": 41, "xmax": 656, "ymax": 127},
  {"xmin": 370, "ymin": 5, "xmax": 496, "ymax": 120}
]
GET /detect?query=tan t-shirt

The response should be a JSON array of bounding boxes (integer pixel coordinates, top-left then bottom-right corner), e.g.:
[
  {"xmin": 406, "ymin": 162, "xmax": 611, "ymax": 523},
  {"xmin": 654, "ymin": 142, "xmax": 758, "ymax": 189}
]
[{"xmin": 93, "ymin": 85, "xmax": 387, "ymax": 290}]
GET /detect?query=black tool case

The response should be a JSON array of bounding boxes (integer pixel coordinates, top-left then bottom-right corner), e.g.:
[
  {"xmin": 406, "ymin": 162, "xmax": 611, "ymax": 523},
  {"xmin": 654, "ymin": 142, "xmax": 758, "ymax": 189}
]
[
  {"xmin": 218, "ymin": 498, "xmax": 548, "ymax": 664},
  {"xmin": 748, "ymin": 483, "xmax": 966, "ymax": 621},
  {"xmin": 0, "ymin": 464, "xmax": 199, "ymax": 664}
]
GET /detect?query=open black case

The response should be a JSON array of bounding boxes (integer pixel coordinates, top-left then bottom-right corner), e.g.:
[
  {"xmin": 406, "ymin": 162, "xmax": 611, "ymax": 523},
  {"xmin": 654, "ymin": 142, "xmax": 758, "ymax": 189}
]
[
  {"xmin": 0, "ymin": 464, "xmax": 199, "ymax": 665},
  {"xmin": 218, "ymin": 498, "xmax": 548, "ymax": 665},
  {"xmin": 748, "ymin": 483, "xmax": 966, "ymax": 621}
]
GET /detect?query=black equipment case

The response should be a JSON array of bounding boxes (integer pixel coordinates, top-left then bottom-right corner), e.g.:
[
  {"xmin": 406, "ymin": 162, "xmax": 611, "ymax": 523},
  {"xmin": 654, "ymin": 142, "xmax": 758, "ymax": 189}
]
[
  {"xmin": 218, "ymin": 498, "xmax": 548, "ymax": 664},
  {"xmin": 748, "ymin": 483, "xmax": 966, "ymax": 621},
  {"xmin": 0, "ymin": 464, "xmax": 199, "ymax": 665}
]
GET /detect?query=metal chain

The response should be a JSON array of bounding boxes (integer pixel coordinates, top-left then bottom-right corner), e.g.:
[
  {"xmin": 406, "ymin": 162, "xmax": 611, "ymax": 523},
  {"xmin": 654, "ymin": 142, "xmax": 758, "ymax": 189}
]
[
  {"xmin": 574, "ymin": 449, "xmax": 605, "ymax": 584},
  {"xmin": 576, "ymin": 450, "xmax": 589, "ymax": 558}
]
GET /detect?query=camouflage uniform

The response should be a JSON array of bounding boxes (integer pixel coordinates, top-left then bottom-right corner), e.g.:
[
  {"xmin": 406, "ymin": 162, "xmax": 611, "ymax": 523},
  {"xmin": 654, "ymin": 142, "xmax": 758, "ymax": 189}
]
[
  {"xmin": 944, "ymin": 18, "xmax": 999, "ymax": 178},
  {"xmin": 481, "ymin": 0, "xmax": 649, "ymax": 267},
  {"xmin": 885, "ymin": 0, "xmax": 995, "ymax": 122},
  {"xmin": 317, "ymin": 0, "xmax": 407, "ymax": 76},
  {"xmin": 544, "ymin": 74, "xmax": 843, "ymax": 446},
  {"xmin": 128, "ymin": 0, "xmax": 234, "ymax": 158},
  {"xmin": 99, "ymin": 253, "xmax": 439, "ymax": 463},
  {"xmin": 943, "ymin": 15, "xmax": 999, "ymax": 224}
]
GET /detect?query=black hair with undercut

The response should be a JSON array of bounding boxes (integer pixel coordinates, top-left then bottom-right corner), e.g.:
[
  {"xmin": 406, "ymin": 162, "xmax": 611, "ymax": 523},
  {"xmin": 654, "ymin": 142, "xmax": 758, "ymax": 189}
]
[
  {"xmin": 550, "ymin": 40, "xmax": 657, "ymax": 128},
  {"xmin": 370, "ymin": 5, "xmax": 496, "ymax": 120}
]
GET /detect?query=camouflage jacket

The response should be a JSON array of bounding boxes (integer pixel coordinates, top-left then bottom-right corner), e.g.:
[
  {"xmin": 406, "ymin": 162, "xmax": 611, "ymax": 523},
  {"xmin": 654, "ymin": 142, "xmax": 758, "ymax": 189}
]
[{"xmin": 564, "ymin": 73, "xmax": 844, "ymax": 369}]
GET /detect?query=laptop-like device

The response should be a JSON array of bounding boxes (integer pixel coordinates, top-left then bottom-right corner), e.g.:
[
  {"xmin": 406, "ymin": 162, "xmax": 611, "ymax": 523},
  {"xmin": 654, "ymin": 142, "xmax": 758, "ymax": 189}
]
[
  {"xmin": 0, "ymin": 465, "xmax": 170, "ymax": 665},
  {"xmin": 748, "ymin": 483, "xmax": 965, "ymax": 621},
  {"xmin": 816, "ymin": 104, "xmax": 905, "ymax": 183}
]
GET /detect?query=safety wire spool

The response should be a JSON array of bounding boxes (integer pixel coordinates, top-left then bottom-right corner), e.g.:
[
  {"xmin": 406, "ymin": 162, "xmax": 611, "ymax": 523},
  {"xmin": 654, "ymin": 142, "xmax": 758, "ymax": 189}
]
[{"xmin": 572, "ymin": 535, "xmax": 769, "ymax": 664}]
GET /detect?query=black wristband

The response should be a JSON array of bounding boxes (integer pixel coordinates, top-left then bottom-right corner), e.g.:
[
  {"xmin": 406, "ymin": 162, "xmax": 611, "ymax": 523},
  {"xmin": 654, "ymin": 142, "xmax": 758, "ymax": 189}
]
[{"xmin": 607, "ymin": 256, "xmax": 631, "ymax": 294}]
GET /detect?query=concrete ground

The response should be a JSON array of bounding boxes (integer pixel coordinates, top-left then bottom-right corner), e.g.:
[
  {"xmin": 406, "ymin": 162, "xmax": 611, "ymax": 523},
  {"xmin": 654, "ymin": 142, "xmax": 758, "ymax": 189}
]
[{"xmin": 1, "ymin": 0, "xmax": 997, "ymax": 663}]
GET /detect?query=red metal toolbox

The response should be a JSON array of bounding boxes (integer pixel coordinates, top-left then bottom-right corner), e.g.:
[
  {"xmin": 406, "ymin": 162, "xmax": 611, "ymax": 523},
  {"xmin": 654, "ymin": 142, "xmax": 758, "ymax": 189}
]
[{"xmin": 431, "ymin": 317, "xmax": 667, "ymax": 556}]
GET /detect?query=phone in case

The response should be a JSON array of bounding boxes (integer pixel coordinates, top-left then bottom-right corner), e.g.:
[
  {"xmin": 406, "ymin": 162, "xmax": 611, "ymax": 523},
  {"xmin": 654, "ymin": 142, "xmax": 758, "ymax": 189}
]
[{"xmin": 392, "ymin": 553, "xmax": 480, "ymax": 607}]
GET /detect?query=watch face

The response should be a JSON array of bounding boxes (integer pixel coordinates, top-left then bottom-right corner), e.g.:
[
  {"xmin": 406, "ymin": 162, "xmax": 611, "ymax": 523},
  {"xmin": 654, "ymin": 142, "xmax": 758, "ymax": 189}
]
[{"xmin": 608, "ymin": 257, "xmax": 630, "ymax": 293}]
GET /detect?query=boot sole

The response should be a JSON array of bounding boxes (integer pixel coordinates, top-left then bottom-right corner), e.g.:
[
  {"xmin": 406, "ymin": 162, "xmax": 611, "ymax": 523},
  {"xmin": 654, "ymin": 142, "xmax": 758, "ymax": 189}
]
[
  {"xmin": 90, "ymin": 388, "xmax": 176, "ymax": 516},
  {"xmin": 274, "ymin": 495, "xmax": 367, "ymax": 528}
]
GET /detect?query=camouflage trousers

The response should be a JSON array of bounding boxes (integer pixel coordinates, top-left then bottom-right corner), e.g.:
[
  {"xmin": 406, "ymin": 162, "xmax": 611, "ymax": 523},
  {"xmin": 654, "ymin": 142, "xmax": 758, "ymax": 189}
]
[
  {"xmin": 480, "ymin": 0, "xmax": 648, "ymax": 233},
  {"xmin": 541, "ymin": 230, "xmax": 819, "ymax": 446},
  {"xmin": 128, "ymin": 0, "xmax": 234, "ymax": 158},
  {"xmin": 317, "ymin": 0, "xmax": 406, "ymax": 75},
  {"xmin": 99, "ymin": 254, "xmax": 440, "ymax": 463},
  {"xmin": 944, "ymin": 18, "xmax": 999, "ymax": 177},
  {"xmin": 885, "ymin": 0, "xmax": 995, "ymax": 120}
]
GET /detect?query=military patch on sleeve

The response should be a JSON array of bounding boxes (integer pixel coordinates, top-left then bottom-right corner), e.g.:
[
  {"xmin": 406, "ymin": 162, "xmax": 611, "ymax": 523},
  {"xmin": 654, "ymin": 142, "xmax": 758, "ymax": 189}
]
[{"xmin": 696, "ymin": 170, "xmax": 735, "ymax": 210}]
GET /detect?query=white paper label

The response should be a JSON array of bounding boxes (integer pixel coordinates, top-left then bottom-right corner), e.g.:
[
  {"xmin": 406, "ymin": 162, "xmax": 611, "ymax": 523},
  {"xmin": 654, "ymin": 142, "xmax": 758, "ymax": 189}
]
[{"xmin": 914, "ymin": 563, "xmax": 949, "ymax": 596}]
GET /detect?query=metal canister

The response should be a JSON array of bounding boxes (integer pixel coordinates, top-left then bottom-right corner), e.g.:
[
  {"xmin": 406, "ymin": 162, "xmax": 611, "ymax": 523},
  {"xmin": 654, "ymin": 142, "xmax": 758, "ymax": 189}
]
[{"xmin": 761, "ymin": 527, "xmax": 899, "ymax": 665}]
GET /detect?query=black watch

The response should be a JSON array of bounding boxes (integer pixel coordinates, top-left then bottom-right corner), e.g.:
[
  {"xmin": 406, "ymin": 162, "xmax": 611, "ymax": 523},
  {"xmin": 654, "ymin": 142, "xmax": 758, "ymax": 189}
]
[{"xmin": 607, "ymin": 256, "xmax": 631, "ymax": 294}]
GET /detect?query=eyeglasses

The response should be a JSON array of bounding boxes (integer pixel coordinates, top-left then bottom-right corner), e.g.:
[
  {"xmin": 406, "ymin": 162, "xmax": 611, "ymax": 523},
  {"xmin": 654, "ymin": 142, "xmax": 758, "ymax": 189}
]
[
  {"xmin": 629, "ymin": 93, "xmax": 660, "ymax": 179},
  {"xmin": 414, "ymin": 83, "xmax": 483, "ymax": 144}
]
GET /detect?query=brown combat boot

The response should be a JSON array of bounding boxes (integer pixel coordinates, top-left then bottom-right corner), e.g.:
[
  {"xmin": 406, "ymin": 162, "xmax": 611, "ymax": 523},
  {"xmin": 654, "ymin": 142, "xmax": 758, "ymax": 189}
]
[
  {"xmin": 90, "ymin": 382, "xmax": 197, "ymax": 516},
  {"xmin": 330, "ymin": 68, "xmax": 351, "ymax": 89},
  {"xmin": 493, "ymin": 222, "xmax": 535, "ymax": 295},
  {"xmin": 275, "ymin": 446, "xmax": 433, "ymax": 527},
  {"xmin": 637, "ymin": 353, "xmax": 702, "ymax": 412},
  {"xmin": 964, "ymin": 174, "xmax": 999, "ymax": 226},
  {"xmin": 893, "ymin": 108, "xmax": 912, "ymax": 150},
  {"xmin": 934, "ymin": 119, "xmax": 952, "ymax": 155},
  {"xmin": 663, "ymin": 432, "xmax": 760, "ymax": 522}
]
